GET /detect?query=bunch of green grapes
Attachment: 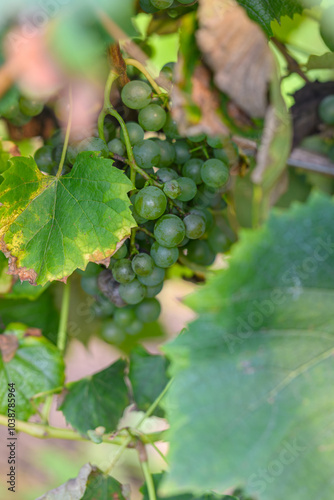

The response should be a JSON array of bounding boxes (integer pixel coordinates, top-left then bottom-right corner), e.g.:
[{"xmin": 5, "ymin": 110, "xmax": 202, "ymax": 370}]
[
  {"xmin": 0, "ymin": 86, "xmax": 45, "ymax": 126},
  {"xmin": 75, "ymin": 76, "xmax": 234, "ymax": 346},
  {"xmin": 29, "ymin": 69, "xmax": 234, "ymax": 346}
]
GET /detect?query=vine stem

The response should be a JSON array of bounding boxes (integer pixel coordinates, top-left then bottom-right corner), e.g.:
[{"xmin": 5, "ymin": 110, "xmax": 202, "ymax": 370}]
[
  {"xmin": 57, "ymin": 281, "xmax": 71, "ymax": 353},
  {"xmin": 124, "ymin": 58, "xmax": 164, "ymax": 97},
  {"xmin": 141, "ymin": 459, "xmax": 157, "ymax": 500},
  {"xmin": 0, "ymin": 414, "xmax": 165, "ymax": 444},
  {"xmin": 57, "ymin": 85, "xmax": 73, "ymax": 178},
  {"xmin": 137, "ymin": 379, "xmax": 173, "ymax": 429}
]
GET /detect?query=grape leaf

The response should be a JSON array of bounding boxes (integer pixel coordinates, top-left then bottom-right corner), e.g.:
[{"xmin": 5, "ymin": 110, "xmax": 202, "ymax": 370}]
[
  {"xmin": 82, "ymin": 467, "xmax": 130, "ymax": 500},
  {"xmin": 60, "ymin": 360, "xmax": 129, "ymax": 435},
  {"xmin": 237, "ymin": 0, "xmax": 303, "ymax": 36},
  {"xmin": 0, "ymin": 152, "xmax": 136, "ymax": 286},
  {"xmin": 0, "ymin": 289, "xmax": 59, "ymax": 344},
  {"xmin": 141, "ymin": 474, "xmax": 236, "ymax": 500},
  {"xmin": 37, "ymin": 463, "xmax": 129, "ymax": 500},
  {"xmin": 0, "ymin": 323, "xmax": 65, "ymax": 420},
  {"xmin": 0, "ymin": 251, "xmax": 47, "ymax": 299},
  {"xmin": 161, "ymin": 193, "xmax": 334, "ymax": 499},
  {"xmin": 129, "ymin": 346, "xmax": 169, "ymax": 417}
]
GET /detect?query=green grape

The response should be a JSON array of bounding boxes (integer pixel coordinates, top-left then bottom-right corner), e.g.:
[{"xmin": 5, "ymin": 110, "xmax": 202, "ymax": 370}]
[
  {"xmin": 193, "ymin": 184, "xmax": 217, "ymax": 207},
  {"xmin": 135, "ymin": 298, "xmax": 161, "ymax": 322},
  {"xmin": 154, "ymin": 214, "xmax": 186, "ymax": 247},
  {"xmin": 174, "ymin": 140, "xmax": 191, "ymax": 164},
  {"xmin": 112, "ymin": 259, "xmax": 135, "ymax": 284},
  {"xmin": 178, "ymin": 236, "xmax": 189, "ymax": 247},
  {"xmin": 76, "ymin": 262, "xmax": 101, "ymax": 276},
  {"xmin": 186, "ymin": 240, "xmax": 215, "ymax": 266},
  {"xmin": 151, "ymin": 241, "xmax": 179, "ymax": 268},
  {"xmin": 10, "ymin": 111, "xmax": 30, "ymax": 126},
  {"xmin": 183, "ymin": 214, "xmax": 206, "ymax": 239},
  {"xmin": 113, "ymin": 244, "xmax": 128, "ymax": 260},
  {"xmin": 138, "ymin": 104, "xmax": 167, "ymax": 131},
  {"xmin": 213, "ymin": 148, "xmax": 229, "ymax": 163},
  {"xmin": 120, "ymin": 121, "xmax": 145, "ymax": 146},
  {"xmin": 207, "ymin": 135, "xmax": 224, "ymax": 148},
  {"xmin": 81, "ymin": 275, "xmax": 99, "ymax": 296},
  {"xmin": 146, "ymin": 282, "xmax": 163, "ymax": 297},
  {"xmin": 319, "ymin": 95, "xmax": 334, "ymax": 125},
  {"xmin": 137, "ymin": 265, "xmax": 165, "ymax": 286},
  {"xmin": 187, "ymin": 132, "xmax": 206, "ymax": 142},
  {"xmin": 92, "ymin": 296, "xmax": 115, "ymax": 318},
  {"xmin": 125, "ymin": 319, "xmax": 144, "ymax": 335},
  {"xmin": 108, "ymin": 138, "xmax": 126, "ymax": 156},
  {"xmin": 140, "ymin": 0, "xmax": 159, "ymax": 13},
  {"xmin": 207, "ymin": 226, "xmax": 229, "ymax": 253},
  {"xmin": 52, "ymin": 144, "xmax": 66, "ymax": 164},
  {"xmin": 101, "ymin": 320, "xmax": 125, "ymax": 344},
  {"xmin": 176, "ymin": 177, "xmax": 197, "ymax": 202},
  {"xmin": 190, "ymin": 207, "xmax": 214, "ymax": 231},
  {"xmin": 130, "ymin": 194, "xmax": 148, "ymax": 224},
  {"xmin": 0, "ymin": 87, "xmax": 20, "ymax": 119},
  {"xmin": 150, "ymin": 0, "xmax": 174, "ymax": 8},
  {"xmin": 320, "ymin": 6, "xmax": 334, "ymax": 51},
  {"xmin": 160, "ymin": 62, "xmax": 175, "ymax": 81},
  {"xmin": 163, "ymin": 114, "xmax": 181, "ymax": 139},
  {"xmin": 155, "ymin": 139, "xmax": 176, "ymax": 167},
  {"xmin": 78, "ymin": 137, "xmax": 109, "ymax": 156},
  {"xmin": 157, "ymin": 167, "xmax": 178, "ymax": 183},
  {"xmin": 46, "ymin": 130, "xmax": 64, "ymax": 147},
  {"xmin": 133, "ymin": 139, "xmax": 161, "ymax": 169},
  {"xmin": 114, "ymin": 306, "xmax": 136, "ymax": 327},
  {"xmin": 19, "ymin": 96, "xmax": 44, "ymax": 117},
  {"xmin": 136, "ymin": 167, "xmax": 154, "ymax": 189},
  {"xmin": 34, "ymin": 146, "xmax": 55, "ymax": 174},
  {"xmin": 132, "ymin": 253, "xmax": 155, "ymax": 276},
  {"xmin": 134, "ymin": 186, "xmax": 167, "ymax": 220},
  {"xmin": 103, "ymin": 119, "xmax": 116, "ymax": 142},
  {"xmin": 119, "ymin": 279, "xmax": 146, "ymax": 304},
  {"xmin": 201, "ymin": 159, "xmax": 229, "ymax": 188},
  {"xmin": 121, "ymin": 81, "xmax": 152, "ymax": 109},
  {"xmin": 163, "ymin": 179, "xmax": 181, "ymax": 199},
  {"xmin": 182, "ymin": 158, "xmax": 203, "ymax": 184}
]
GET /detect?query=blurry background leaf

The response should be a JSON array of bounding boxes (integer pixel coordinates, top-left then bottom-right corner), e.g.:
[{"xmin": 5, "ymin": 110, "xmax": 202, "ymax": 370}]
[
  {"xmin": 0, "ymin": 322, "xmax": 65, "ymax": 420},
  {"xmin": 129, "ymin": 346, "xmax": 169, "ymax": 417},
  {"xmin": 0, "ymin": 287, "xmax": 59, "ymax": 344},
  {"xmin": 197, "ymin": 0, "xmax": 274, "ymax": 119}
]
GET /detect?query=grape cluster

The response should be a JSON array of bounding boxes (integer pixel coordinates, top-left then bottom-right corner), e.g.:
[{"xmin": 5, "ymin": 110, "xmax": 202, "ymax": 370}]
[
  {"xmin": 76, "ymin": 77, "xmax": 233, "ymax": 346},
  {"xmin": 0, "ymin": 86, "xmax": 45, "ymax": 126}
]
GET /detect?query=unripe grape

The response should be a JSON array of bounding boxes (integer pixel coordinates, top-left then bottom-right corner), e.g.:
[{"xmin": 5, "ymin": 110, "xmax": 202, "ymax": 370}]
[{"xmin": 121, "ymin": 81, "xmax": 152, "ymax": 109}]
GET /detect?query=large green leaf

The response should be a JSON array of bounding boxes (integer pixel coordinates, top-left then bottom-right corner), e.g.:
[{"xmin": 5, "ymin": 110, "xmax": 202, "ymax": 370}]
[
  {"xmin": 0, "ymin": 323, "xmax": 65, "ymax": 420},
  {"xmin": 37, "ymin": 463, "xmax": 129, "ymax": 500},
  {"xmin": 161, "ymin": 193, "xmax": 334, "ymax": 499},
  {"xmin": 60, "ymin": 360, "xmax": 129, "ymax": 435},
  {"xmin": 129, "ymin": 347, "xmax": 169, "ymax": 417},
  {"xmin": 237, "ymin": 0, "xmax": 303, "ymax": 36},
  {"xmin": 141, "ymin": 474, "xmax": 237, "ymax": 500},
  {"xmin": 0, "ymin": 152, "xmax": 135, "ymax": 286},
  {"xmin": 0, "ymin": 251, "xmax": 47, "ymax": 299}
]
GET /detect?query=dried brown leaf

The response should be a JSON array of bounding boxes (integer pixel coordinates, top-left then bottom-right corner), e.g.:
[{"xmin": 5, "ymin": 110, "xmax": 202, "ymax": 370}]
[
  {"xmin": 197, "ymin": 0, "xmax": 274, "ymax": 118},
  {"xmin": 0, "ymin": 334, "xmax": 19, "ymax": 362}
]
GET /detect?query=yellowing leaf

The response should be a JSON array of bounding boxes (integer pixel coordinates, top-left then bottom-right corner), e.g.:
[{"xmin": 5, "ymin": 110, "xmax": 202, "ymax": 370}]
[{"xmin": 0, "ymin": 153, "xmax": 136, "ymax": 286}]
